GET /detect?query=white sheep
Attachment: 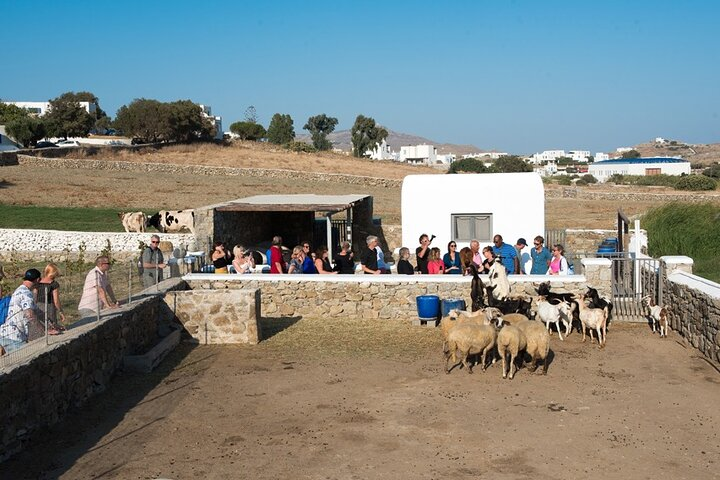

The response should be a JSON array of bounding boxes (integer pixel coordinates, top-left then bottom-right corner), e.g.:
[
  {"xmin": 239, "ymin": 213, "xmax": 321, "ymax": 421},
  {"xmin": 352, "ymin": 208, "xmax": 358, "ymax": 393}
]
[
  {"xmin": 513, "ymin": 319, "xmax": 551, "ymax": 375},
  {"xmin": 444, "ymin": 323, "xmax": 498, "ymax": 374},
  {"xmin": 536, "ymin": 296, "xmax": 573, "ymax": 341},
  {"xmin": 642, "ymin": 296, "xmax": 669, "ymax": 338},
  {"xmin": 577, "ymin": 294, "xmax": 608, "ymax": 348},
  {"xmin": 494, "ymin": 313, "xmax": 529, "ymax": 328},
  {"xmin": 496, "ymin": 324, "xmax": 527, "ymax": 380}
]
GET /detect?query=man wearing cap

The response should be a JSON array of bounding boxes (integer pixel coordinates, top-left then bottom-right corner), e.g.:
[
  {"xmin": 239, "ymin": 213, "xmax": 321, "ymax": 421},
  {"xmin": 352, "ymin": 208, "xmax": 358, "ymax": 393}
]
[
  {"xmin": 0, "ymin": 269, "xmax": 41, "ymax": 353},
  {"xmin": 492, "ymin": 234, "xmax": 519, "ymax": 274},
  {"xmin": 77, "ymin": 256, "xmax": 119, "ymax": 322},
  {"xmin": 515, "ymin": 238, "xmax": 533, "ymax": 275}
]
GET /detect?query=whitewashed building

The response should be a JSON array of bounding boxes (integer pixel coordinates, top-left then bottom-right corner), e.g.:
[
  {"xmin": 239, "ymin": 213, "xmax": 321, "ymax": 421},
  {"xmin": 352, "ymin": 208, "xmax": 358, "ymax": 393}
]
[
  {"xmin": 529, "ymin": 150, "xmax": 566, "ymax": 164},
  {"xmin": 2, "ymin": 100, "xmax": 97, "ymax": 116},
  {"xmin": 568, "ymin": 150, "xmax": 591, "ymax": 162},
  {"xmin": 199, "ymin": 104, "xmax": 223, "ymax": 140},
  {"xmin": 366, "ymin": 139, "xmax": 399, "ymax": 161},
  {"xmin": 401, "ymin": 173, "xmax": 544, "ymax": 252},
  {"xmin": 436, "ymin": 153, "xmax": 456, "ymax": 165},
  {"xmin": 399, "ymin": 144, "xmax": 437, "ymax": 165},
  {"xmin": 588, "ymin": 157, "xmax": 691, "ymax": 182},
  {"xmin": 595, "ymin": 152, "xmax": 610, "ymax": 162}
]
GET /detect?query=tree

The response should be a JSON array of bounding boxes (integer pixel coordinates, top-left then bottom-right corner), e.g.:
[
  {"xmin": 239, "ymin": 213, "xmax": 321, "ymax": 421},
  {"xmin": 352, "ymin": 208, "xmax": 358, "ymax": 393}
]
[
  {"xmin": 0, "ymin": 103, "xmax": 30, "ymax": 124},
  {"xmin": 447, "ymin": 158, "xmax": 487, "ymax": 173},
  {"xmin": 702, "ymin": 164, "xmax": 720, "ymax": 179},
  {"xmin": 165, "ymin": 100, "xmax": 215, "ymax": 142},
  {"xmin": 114, "ymin": 99, "xmax": 167, "ymax": 143},
  {"xmin": 621, "ymin": 149, "xmax": 641, "ymax": 159},
  {"xmin": 350, "ymin": 114, "xmax": 388, "ymax": 157},
  {"xmin": 580, "ymin": 174, "xmax": 598, "ymax": 184},
  {"xmin": 43, "ymin": 93, "xmax": 96, "ymax": 138},
  {"xmin": 491, "ymin": 155, "xmax": 533, "ymax": 173},
  {"xmin": 675, "ymin": 175, "xmax": 717, "ymax": 191},
  {"xmin": 303, "ymin": 114, "xmax": 338, "ymax": 151},
  {"xmin": 229, "ymin": 121, "xmax": 266, "ymax": 141},
  {"xmin": 51, "ymin": 91, "xmax": 110, "ymax": 133},
  {"xmin": 5, "ymin": 116, "xmax": 46, "ymax": 147},
  {"xmin": 266, "ymin": 113, "xmax": 295, "ymax": 145}
]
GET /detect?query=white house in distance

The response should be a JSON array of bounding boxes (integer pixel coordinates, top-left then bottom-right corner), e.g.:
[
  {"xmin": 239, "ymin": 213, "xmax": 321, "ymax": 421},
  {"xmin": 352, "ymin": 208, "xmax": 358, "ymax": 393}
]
[
  {"xmin": 199, "ymin": 104, "xmax": 223, "ymax": 140},
  {"xmin": 400, "ymin": 144, "xmax": 437, "ymax": 165},
  {"xmin": 401, "ymin": 173, "xmax": 544, "ymax": 253},
  {"xmin": 2, "ymin": 100, "xmax": 97, "ymax": 116},
  {"xmin": 529, "ymin": 149, "xmax": 591, "ymax": 164},
  {"xmin": 588, "ymin": 157, "xmax": 691, "ymax": 182}
]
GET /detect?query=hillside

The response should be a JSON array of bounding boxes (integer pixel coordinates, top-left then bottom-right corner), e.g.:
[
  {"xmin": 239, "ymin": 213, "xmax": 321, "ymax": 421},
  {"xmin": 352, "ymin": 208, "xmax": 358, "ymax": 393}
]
[
  {"xmin": 625, "ymin": 140, "xmax": 720, "ymax": 165},
  {"xmin": 297, "ymin": 129, "xmax": 486, "ymax": 156}
]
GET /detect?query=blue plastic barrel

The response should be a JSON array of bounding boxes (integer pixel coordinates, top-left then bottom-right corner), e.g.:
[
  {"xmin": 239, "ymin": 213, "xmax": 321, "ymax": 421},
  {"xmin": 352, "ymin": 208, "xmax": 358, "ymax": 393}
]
[
  {"xmin": 441, "ymin": 298, "xmax": 466, "ymax": 318},
  {"xmin": 416, "ymin": 295, "xmax": 441, "ymax": 320}
]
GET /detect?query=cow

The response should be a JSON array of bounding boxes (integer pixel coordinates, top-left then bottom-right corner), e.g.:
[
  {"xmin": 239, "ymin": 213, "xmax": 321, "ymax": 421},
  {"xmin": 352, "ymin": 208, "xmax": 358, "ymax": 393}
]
[
  {"xmin": 147, "ymin": 210, "xmax": 195, "ymax": 234},
  {"xmin": 118, "ymin": 211, "xmax": 147, "ymax": 233}
]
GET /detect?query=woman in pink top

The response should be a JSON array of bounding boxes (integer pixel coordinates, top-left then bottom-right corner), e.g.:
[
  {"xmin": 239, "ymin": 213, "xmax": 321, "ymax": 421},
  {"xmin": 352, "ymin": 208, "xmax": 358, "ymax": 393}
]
[
  {"xmin": 547, "ymin": 244, "xmax": 569, "ymax": 275},
  {"xmin": 427, "ymin": 247, "xmax": 445, "ymax": 274}
]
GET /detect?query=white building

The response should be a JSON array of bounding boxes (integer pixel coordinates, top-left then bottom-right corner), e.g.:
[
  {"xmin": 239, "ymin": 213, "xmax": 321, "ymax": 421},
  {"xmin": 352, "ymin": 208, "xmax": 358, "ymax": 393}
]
[
  {"xmin": 2, "ymin": 100, "xmax": 97, "ymax": 116},
  {"xmin": 436, "ymin": 153, "xmax": 456, "ymax": 165},
  {"xmin": 533, "ymin": 160, "xmax": 558, "ymax": 177},
  {"xmin": 199, "ymin": 104, "xmax": 223, "ymax": 140},
  {"xmin": 568, "ymin": 150, "xmax": 591, "ymax": 162},
  {"xmin": 461, "ymin": 152, "xmax": 508, "ymax": 160},
  {"xmin": 399, "ymin": 144, "xmax": 437, "ymax": 165},
  {"xmin": 595, "ymin": 152, "xmax": 609, "ymax": 162},
  {"xmin": 588, "ymin": 157, "xmax": 691, "ymax": 182},
  {"xmin": 366, "ymin": 139, "xmax": 398, "ymax": 161},
  {"xmin": 529, "ymin": 150, "xmax": 566, "ymax": 164},
  {"xmin": 401, "ymin": 173, "xmax": 544, "ymax": 252}
]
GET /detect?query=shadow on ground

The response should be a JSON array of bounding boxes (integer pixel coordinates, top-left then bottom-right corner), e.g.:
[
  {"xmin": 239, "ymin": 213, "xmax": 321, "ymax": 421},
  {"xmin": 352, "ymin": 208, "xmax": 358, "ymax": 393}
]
[
  {"xmin": 1, "ymin": 343, "xmax": 200, "ymax": 479},
  {"xmin": 259, "ymin": 316, "xmax": 303, "ymax": 340}
]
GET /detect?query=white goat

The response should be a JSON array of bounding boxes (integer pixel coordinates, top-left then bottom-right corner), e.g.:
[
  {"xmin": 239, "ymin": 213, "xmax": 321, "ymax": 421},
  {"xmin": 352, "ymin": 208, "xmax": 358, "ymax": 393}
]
[
  {"xmin": 577, "ymin": 294, "xmax": 608, "ymax": 348},
  {"xmin": 536, "ymin": 296, "xmax": 573, "ymax": 341},
  {"xmin": 642, "ymin": 296, "xmax": 669, "ymax": 338},
  {"xmin": 488, "ymin": 261, "xmax": 510, "ymax": 301}
]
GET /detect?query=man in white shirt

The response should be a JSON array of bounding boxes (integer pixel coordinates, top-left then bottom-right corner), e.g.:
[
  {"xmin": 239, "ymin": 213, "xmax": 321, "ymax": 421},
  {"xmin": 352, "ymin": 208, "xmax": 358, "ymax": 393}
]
[
  {"xmin": 77, "ymin": 256, "xmax": 119, "ymax": 322},
  {"xmin": 0, "ymin": 269, "xmax": 41, "ymax": 353}
]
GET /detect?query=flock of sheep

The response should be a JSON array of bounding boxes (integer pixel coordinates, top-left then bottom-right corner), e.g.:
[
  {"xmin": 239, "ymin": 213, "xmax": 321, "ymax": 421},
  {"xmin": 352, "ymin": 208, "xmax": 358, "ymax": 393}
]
[{"xmin": 441, "ymin": 261, "xmax": 669, "ymax": 378}]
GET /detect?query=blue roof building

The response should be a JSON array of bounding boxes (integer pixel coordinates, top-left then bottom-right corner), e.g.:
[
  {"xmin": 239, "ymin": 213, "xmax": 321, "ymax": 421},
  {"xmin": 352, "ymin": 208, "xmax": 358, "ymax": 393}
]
[{"xmin": 588, "ymin": 157, "xmax": 691, "ymax": 182}]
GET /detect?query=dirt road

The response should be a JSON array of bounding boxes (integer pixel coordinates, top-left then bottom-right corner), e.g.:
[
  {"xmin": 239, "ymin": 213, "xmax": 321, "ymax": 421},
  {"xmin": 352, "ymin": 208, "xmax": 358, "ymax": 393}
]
[{"xmin": 3, "ymin": 319, "xmax": 719, "ymax": 480}]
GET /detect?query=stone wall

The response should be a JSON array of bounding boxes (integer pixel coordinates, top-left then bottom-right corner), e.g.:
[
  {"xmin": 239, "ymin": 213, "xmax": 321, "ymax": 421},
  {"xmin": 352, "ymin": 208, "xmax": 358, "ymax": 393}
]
[
  {"xmin": 0, "ymin": 294, "xmax": 169, "ymax": 461},
  {"xmin": 0, "ymin": 228, "xmax": 196, "ymax": 262},
  {"xmin": 546, "ymin": 185, "xmax": 720, "ymax": 203},
  {"xmin": 168, "ymin": 289, "xmax": 261, "ymax": 344},
  {"xmin": 185, "ymin": 274, "xmax": 593, "ymax": 321}
]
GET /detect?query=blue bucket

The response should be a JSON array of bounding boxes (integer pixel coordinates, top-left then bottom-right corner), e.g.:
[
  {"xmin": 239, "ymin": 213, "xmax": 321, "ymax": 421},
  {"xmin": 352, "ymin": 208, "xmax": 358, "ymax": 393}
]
[
  {"xmin": 416, "ymin": 295, "xmax": 440, "ymax": 320},
  {"xmin": 441, "ymin": 298, "xmax": 466, "ymax": 318}
]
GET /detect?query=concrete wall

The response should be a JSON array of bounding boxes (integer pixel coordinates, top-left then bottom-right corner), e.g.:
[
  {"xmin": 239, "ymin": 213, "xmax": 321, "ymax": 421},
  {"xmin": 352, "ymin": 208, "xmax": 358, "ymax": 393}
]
[{"xmin": 168, "ymin": 289, "xmax": 261, "ymax": 344}]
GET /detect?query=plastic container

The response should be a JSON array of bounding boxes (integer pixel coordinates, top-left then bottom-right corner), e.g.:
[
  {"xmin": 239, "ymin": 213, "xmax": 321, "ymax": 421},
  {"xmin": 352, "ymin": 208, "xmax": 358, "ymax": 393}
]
[
  {"xmin": 416, "ymin": 295, "xmax": 441, "ymax": 320},
  {"xmin": 441, "ymin": 298, "xmax": 466, "ymax": 317}
]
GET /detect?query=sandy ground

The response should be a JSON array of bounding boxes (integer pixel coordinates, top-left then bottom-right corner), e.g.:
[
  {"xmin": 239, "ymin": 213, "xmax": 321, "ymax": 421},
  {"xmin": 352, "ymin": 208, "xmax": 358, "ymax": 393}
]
[{"xmin": 4, "ymin": 319, "xmax": 719, "ymax": 480}]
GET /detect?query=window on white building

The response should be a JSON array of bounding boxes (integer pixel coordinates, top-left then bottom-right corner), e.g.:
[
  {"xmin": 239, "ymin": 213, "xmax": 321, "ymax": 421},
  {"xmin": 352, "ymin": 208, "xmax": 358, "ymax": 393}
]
[{"xmin": 452, "ymin": 214, "xmax": 493, "ymax": 243}]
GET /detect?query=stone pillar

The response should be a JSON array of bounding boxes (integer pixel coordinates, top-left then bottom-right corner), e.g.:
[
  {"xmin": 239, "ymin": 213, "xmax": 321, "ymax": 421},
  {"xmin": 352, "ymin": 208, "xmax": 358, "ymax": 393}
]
[
  {"xmin": 581, "ymin": 258, "xmax": 612, "ymax": 296},
  {"xmin": 660, "ymin": 255, "xmax": 693, "ymax": 275}
]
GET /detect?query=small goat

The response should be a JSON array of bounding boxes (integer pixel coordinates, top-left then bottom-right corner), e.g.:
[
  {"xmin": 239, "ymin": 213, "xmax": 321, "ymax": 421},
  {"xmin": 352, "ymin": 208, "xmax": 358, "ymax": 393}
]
[
  {"xmin": 536, "ymin": 296, "xmax": 573, "ymax": 341},
  {"xmin": 577, "ymin": 294, "xmax": 608, "ymax": 348},
  {"xmin": 642, "ymin": 296, "xmax": 669, "ymax": 338},
  {"xmin": 586, "ymin": 287, "xmax": 613, "ymax": 321}
]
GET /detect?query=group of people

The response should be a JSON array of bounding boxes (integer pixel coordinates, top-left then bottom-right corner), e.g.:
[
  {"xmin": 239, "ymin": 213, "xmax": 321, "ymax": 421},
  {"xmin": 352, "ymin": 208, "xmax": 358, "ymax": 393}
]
[
  {"xmin": 265, "ymin": 236, "xmax": 355, "ymax": 275},
  {"xmin": 369, "ymin": 233, "xmax": 570, "ymax": 276}
]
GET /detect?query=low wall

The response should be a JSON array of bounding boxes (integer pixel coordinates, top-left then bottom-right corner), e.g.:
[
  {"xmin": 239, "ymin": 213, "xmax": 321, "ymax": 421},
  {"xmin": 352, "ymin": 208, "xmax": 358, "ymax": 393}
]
[
  {"xmin": 0, "ymin": 228, "xmax": 196, "ymax": 262},
  {"xmin": 185, "ymin": 274, "xmax": 594, "ymax": 321},
  {"xmin": 168, "ymin": 289, "xmax": 261, "ymax": 344},
  {"xmin": 0, "ymin": 294, "xmax": 168, "ymax": 461}
]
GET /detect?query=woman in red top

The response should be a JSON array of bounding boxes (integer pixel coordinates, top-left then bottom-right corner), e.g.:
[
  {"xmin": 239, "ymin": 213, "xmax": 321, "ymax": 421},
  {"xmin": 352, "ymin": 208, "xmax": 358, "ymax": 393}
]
[{"xmin": 427, "ymin": 247, "xmax": 445, "ymax": 274}]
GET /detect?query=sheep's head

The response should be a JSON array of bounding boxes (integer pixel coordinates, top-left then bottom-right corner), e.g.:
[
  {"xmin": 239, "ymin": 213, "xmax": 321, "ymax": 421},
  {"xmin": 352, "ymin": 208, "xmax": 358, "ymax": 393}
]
[{"xmin": 448, "ymin": 308, "xmax": 460, "ymax": 320}]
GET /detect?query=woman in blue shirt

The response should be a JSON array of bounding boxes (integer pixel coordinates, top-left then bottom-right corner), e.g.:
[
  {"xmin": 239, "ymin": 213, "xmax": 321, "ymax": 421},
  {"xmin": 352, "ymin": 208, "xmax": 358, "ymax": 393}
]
[{"xmin": 443, "ymin": 241, "xmax": 462, "ymax": 274}]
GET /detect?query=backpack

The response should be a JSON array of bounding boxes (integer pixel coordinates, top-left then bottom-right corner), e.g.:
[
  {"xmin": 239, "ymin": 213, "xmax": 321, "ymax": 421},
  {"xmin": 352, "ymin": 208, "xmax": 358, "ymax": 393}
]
[{"xmin": 0, "ymin": 295, "xmax": 11, "ymax": 326}]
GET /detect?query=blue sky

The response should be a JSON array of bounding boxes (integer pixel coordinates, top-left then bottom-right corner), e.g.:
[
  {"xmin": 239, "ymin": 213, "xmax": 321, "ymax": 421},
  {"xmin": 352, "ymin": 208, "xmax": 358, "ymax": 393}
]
[{"xmin": 2, "ymin": 0, "xmax": 718, "ymax": 153}]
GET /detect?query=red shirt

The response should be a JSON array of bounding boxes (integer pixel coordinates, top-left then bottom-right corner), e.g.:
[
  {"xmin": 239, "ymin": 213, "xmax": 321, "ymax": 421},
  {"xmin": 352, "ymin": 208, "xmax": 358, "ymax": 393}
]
[{"xmin": 270, "ymin": 245, "xmax": 286, "ymax": 274}]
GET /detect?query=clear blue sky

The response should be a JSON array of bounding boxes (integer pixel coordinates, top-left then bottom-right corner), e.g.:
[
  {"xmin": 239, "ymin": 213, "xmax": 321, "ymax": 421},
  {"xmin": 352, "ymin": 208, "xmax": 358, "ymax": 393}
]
[{"xmin": 2, "ymin": 0, "xmax": 718, "ymax": 154}]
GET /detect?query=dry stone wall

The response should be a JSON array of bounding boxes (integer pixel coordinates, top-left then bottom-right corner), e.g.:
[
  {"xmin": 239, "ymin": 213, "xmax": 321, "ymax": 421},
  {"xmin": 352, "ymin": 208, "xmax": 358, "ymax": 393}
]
[{"xmin": 546, "ymin": 186, "xmax": 720, "ymax": 203}]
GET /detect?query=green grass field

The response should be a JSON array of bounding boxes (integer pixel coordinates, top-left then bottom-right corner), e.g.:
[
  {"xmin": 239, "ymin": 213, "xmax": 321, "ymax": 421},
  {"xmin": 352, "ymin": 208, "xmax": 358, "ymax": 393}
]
[{"xmin": 0, "ymin": 205, "xmax": 155, "ymax": 232}]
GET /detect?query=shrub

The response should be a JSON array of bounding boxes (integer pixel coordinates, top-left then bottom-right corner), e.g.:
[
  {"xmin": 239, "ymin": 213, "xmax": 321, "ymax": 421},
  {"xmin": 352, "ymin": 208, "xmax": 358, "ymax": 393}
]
[
  {"xmin": 285, "ymin": 141, "xmax": 316, "ymax": 153},
  {"xmin": 581, "ymin": 174, "xmax": 598, "ymax": 184},
  {"xmin": 643, "ymin": 203, "xmax": 720, "ymax": 282},
  {"xmin": 702, "ymin": 164, "xmax": 720, "ymax": 179},
  {"xmin": 556, "ymin": 176, "xmax": 572, "ymax": 185},
  {"xmin": 447, "ymin": 158, "xmax": 487, "ymax": 174},
  {"xmin": 575, "ymin": 179, "xmax": 588, "ymax": 186},
  {"xmin": 674, "ymin": 175, "xmax": 717, "ymax": 191}
]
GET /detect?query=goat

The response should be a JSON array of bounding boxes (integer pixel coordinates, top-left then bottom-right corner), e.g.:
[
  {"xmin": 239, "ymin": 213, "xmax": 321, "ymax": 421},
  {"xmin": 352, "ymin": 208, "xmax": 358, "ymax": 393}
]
[
  {"xmin": 577, "ymin": 294, "xmax": 608, "ymax": 348},
  {"xmin": 467, "ymin": 263, "xmax": 486, "ymax": 311},
  {"xmin": 488, "ymin": 261, "xmax": 511, "ymax": 301},
  {"xmin": 536, "ymin": 296, "xmax": 573, "ymax": 340},
  {"xmin": 642, "ymin": 296, "xmax": 669, "ymax": 338},
  {"xmin": 586, "ymin": 287, "xmax": 613, "ymax": 321}
]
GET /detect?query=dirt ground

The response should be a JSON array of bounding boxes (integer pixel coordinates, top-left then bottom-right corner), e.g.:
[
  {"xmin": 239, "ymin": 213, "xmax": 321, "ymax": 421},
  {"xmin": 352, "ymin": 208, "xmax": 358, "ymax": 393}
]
[{"xmin": 4, "ymin": 319, "xmax": 719, "ymax": 480}]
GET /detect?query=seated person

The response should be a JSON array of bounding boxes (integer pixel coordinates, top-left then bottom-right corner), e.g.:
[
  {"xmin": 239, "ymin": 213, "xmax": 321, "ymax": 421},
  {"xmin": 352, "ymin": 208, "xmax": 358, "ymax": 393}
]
[
  {"xmin": 211, "ymin": 242, "xmax": 232, "ymax": 274},
  {"xmin": 232, "ymin": 245, "xmax": 256, "ymax": 274},
  {"xmin": 443, "ymin": 241, "xmax": 462, "ymax": 274},
  {"xmin": 480, "ymin": 246, "xmax": 496, "ymax": 274},
  {"xmin": 397, "ymin": 247, "xmax": 414, "ymax": 275},
  {"xmin": 314, "ymin": 246, "xmax": 338, "ymax": 274},
  {"xmin": 287, "ymin": 246, "xmax": 305, "ymax": 274},
  {"xmin": 427, "ymin": 247, "xmax": 445, "ymax": 274}
]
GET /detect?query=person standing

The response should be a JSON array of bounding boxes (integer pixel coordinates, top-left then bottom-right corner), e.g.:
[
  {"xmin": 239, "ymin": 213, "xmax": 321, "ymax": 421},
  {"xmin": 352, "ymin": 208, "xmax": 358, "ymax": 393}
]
[
  {"xmin": 515, "ymin": 238, "xmax": 532, "ymax": 275},
  {"xmin": 547, "ymin": 244, "xmax": 570, "ymax": 276},
  {"xmin": 77, "ymin": 256, "xmax": 119, "ymax": 323},
  {"xmin": 270, "ymin": 236, "xmax": 286, "ymax": 274},
  {"xmin": 334, "ymin": 241, "xmax": 355, "ymax": 274},
  {"xmin": 361, "ymin": 236, "xmax": 381, "ymax": 274},
  {"xmin": 443, "ymin": 241, "xmax": 462, "ymax": 274},
  {"xmin": 530, "ymin": 236, "xmax": 553, "ymax": 275},
  {"xmin": 470, "ymin": 239, "xmax": 482, "ymax": 268},
  {"xmin": 142, "ymin": 234, "xmax": 166, "ymax": 287},
  {"xmin": 492, "ymin": 234, "xmax": 519, "ymax": 274},
  {"xmin": 0, "ymin": 269, "xmax": 42, "ymax": 353},
  {"xmin": 415, "ymin": 234, "xmax": 432, "ymax": 274},
  {"xmin": 36, "ymin": 263, "xmax": 66, "ymax": 331},
  {"xmin": 301, "ymin": 241, "xmax": 318, "ymax": 274}
]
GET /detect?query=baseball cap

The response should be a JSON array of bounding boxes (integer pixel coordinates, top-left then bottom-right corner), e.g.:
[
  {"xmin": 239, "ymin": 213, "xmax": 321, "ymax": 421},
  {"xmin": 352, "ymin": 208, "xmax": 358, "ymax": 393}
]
[
  {"xmin": 23, "ymin": 268, "xmax": 41, "ymax": 281},
  {"xmin": 516, "ymin": 238, "xmax": 527, "ymax": 246}
]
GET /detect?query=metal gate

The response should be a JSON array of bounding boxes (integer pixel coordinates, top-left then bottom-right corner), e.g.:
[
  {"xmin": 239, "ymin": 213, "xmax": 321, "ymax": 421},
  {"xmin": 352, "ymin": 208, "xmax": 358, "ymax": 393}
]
[
  {"xmin": 610, "ymin": 256, "xmax": 662, "ymax": 322},
  {"xmin": 313, "ymin": 219, "xmax": 348, "ymax": 249}
]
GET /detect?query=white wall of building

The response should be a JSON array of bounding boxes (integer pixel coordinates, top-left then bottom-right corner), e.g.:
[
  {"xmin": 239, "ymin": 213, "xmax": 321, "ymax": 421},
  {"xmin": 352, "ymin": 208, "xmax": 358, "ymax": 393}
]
[
  {"xmin": 399, "ymin": 144, "xmax": 437, "ymax": 164},
  {"xmin": 569, "ymin": 150, "xmax": 591, "ymax": 162},
  {"xmin": 529, "ymin": 150, "xmax": 566, "ymax": 164},
  {"xmin": 595, "ymin": 152, "xmax": 609, "ymax": 162},
  {"xmin": 401, "ymin": 173, "xmax": 544, "ymax": 252},
  {"xmin": 588, "ymin": 159, "xmax": 692, "ymax": 182},
  {"xmin": 2, "ymin": 101, "xmax": 96, "ymax": 116}
]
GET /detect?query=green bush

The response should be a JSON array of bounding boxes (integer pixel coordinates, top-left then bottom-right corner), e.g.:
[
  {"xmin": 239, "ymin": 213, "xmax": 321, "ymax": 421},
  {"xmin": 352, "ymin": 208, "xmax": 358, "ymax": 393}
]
[
  {"xmin": 575, "ymin": 179, "xmax": 588, "ymax": 186},
  {"xmin": 581, "ymin": 174, "xmax": 598, "ymax": 184},
  {"xmin": 702, "ymin": 164, "xmax": 720, "ymax": 179},
  {"xmin": 285, "ymin": 141, "xmax": 316, "ymax": 153},
  {"xmin": 447, "ymin": 158, "xmax": 487, "ymax": 173},
  {"xmin": 643, "ymin": 203, "xmax": 720, "ymax": 282},
  {"xmin": 674, "ymin": 175, "xmax": 717, "ymax": 191},
  {"xmin": 555, "ymin": 176, "xmax": 572, "ymax": 185}
]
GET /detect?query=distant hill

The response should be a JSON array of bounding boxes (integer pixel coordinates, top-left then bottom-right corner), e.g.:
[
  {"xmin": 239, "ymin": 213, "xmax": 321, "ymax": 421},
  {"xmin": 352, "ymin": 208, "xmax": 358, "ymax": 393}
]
[
  {"xmin": 619, "ymin": 139, "xmax": 720, "ymax": 166},
  {"xmin": 297, "ymin": 129, "xmax": 488, "ymax": 156}
]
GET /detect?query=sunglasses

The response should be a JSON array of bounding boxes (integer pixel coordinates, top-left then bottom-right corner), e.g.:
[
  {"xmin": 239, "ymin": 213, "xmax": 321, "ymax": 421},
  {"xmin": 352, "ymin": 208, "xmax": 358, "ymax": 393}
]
[
  {"xmin": 450, "ymin": 244, "xmax": 457, "ymax": 247},
  {"xmin": 151, "ymin": 241, "xmax": 159, "ymax": 244}
]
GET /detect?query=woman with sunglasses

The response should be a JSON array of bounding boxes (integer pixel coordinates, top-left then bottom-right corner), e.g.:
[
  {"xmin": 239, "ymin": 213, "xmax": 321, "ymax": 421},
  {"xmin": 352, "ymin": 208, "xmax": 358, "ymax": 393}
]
[{"xmin": 443, "ymin": 241, "xmax": 462, "ymax": 274}]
